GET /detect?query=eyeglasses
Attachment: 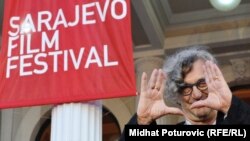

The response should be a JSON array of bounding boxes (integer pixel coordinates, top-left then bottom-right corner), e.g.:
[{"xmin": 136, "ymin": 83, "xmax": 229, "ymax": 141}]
[{"xmin": 177, "ymin": 78, "xmax": 208, "ymax": 96}]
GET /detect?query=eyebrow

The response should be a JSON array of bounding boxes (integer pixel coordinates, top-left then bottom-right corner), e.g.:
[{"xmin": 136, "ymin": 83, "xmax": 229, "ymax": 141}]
[{"xmin": 180, "ymin": 78, "xmax": 205, "ymax": 86}]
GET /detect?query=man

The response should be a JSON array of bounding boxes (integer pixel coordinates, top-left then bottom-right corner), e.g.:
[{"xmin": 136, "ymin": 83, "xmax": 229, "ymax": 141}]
[{"xmin": 120, "ymin": 46, "xmax": 250, "ymax": 139}]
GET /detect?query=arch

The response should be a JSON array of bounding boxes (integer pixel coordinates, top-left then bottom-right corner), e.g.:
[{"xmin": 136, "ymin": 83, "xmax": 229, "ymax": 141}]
[
  {"xmin": 13, "ymin": 106, "xmax": 52, "ymax": 141},
  {"xmin": 102, "ymin": 99, "xmax": 132, "ymax": 131},
  {"xmin": 14, "ymin": 100, "xmax": 132, "ymax": 141},
  {"xmin": 102, "ymin": 106, "xmax": 121, "ymax": 141},
  {"xmin": 35, "ymin": 118, "xmax": 51, "ymax": 141},
  {"xmin": 32, "ymin": 109, "xmax": 52, "ymax": 141}
]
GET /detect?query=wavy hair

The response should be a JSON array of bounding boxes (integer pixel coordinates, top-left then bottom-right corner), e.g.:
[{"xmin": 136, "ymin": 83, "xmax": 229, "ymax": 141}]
[{"xmin": 163, "ymin": 46, "xmax": 217, "ymax": 107}]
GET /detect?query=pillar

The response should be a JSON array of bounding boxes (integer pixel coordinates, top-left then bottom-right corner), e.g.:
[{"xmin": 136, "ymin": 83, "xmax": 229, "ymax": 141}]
[{"xmin": 50, "ymin": 101, "xmax": 102, "ymax": 141}]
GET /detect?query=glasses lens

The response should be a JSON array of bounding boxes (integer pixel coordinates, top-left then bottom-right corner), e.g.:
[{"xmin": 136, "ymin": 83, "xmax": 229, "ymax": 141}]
[
  {"xmin": 197, "ymin": 79, "xmax": 207, "ymax": 91},
  {"xmin": 181, "ymin": 87, "xmax": 192, "ymax": 95},
  {"xmin": 178, "ymin": 79, "xmax": 207, "ymax": 96}
]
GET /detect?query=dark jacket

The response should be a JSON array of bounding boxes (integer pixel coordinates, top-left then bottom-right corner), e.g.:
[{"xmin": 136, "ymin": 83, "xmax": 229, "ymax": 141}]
[{"xmin": 119, "ymin": 96, "xmax": 250, "ymax": 141}]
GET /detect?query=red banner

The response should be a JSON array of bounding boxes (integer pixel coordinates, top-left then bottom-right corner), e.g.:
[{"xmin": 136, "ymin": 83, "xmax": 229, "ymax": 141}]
[{"xmin": 0, "ymin": 0, "xmax": 136, "ymax": 108}]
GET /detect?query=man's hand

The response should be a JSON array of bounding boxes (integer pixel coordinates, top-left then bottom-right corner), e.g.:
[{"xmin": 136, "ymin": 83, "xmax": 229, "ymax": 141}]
[
  {"xmin": 191, "ymin": 61, "xmax": 232, "ymax": 114},
  {"xmin": 137, "ymin": 69, "xmax": 183, "ymax": 125}
]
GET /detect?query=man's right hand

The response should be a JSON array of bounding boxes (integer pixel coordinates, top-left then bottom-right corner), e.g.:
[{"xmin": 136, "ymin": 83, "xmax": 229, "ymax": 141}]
[{"xmin": 137, "ymin": 69, "xmax": 183, "ymax": 125}]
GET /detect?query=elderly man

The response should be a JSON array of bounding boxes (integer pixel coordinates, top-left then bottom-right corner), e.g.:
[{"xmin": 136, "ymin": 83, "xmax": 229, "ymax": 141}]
[{"xmin": 120, "ymin": 46, "xmax": 250, "ymax": 139}]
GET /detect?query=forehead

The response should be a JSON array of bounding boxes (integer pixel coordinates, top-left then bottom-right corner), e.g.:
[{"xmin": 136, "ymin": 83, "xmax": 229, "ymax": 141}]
[{"xmin": 184, "ymin": 59, "xmax": 206, "ymax": 84}]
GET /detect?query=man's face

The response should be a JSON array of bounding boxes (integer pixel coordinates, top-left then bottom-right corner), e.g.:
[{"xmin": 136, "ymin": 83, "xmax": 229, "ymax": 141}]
[{"xmin": 180, "ymin": 59, "xmax": 217, "ymax": 123}]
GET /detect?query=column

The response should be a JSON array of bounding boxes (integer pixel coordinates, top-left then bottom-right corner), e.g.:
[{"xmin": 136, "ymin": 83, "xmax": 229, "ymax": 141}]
[{"xmin": 50, "ymin": 101, "xmax": 102, "ymax": 141}]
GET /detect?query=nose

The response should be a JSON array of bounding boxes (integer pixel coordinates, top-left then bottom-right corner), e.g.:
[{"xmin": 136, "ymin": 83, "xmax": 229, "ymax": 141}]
[{"xmin": 191, "ymin": 86, "xmax": 202, "ymax": 100}]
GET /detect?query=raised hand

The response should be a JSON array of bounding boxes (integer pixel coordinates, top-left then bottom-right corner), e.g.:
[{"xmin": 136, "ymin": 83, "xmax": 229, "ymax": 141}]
[
  {"xmin": 137, "ymin": 69, "xmax": 183, "ymax": 125},
  {"xmin": 191, "ymin": 61, "xmax": 232, "ymax": 114}
]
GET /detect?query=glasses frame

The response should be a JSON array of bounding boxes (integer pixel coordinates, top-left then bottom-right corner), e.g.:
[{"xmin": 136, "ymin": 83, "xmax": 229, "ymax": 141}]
[{"xmin": 177, "ymin": 78, "xmax": 208, "ymax": 96}]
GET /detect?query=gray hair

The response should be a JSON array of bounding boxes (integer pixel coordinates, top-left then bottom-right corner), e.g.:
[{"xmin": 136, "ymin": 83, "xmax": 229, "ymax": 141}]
[{"xmin": 163, "ymin": 45, "xmax": 217, "ymax": 107}]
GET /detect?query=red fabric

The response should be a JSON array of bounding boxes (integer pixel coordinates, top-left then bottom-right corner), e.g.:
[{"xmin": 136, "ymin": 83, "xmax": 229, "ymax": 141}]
[{"xmin": 0, "ymin": 0, "xmax": 136, "ymax": 108}]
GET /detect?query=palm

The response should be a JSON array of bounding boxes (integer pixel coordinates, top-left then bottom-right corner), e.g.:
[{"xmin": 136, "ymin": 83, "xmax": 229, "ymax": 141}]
[
  {"xmin": 137, "ymin": 69, "xmax": 183, "ymax": 124},
  {"xmin": 191, "ymin": 61, "xmax": 232, "ymax": 114},
  {"xmin": 138, "ymin": 88, "xmax": 169, "ymax": 120}
]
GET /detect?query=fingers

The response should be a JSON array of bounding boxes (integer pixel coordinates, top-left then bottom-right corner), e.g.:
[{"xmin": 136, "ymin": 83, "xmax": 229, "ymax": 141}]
[
  {"xmin": 148, "ymin": 69, "xmax": 158, "ymax": 90},
  {"xmin": 207, "ymin": 61, "xmax": 213, "ymax": 82},
  {"xmin": 140, "ymin": 69, "xmax": 167, "ymax": 97},
  {"xmin": 204, "ymin": 61, "xmax": 214, "ymax": 83},
  {"xmin": 140, "ymin": 72, "xmax": 148, "ymax": 93},
  {"xmin": 204, "ymin": 61, "xmax": 222, "ymax": 82},
  {"xmin": 159, "ymin": 81, "xmax": 166, "ymax": 95},
  {"xmin": 156, "ymin": 69, "xmax": 166, "ymax": 91},
  {"xmin": 203, "ymin": 61, "xmax": 224, "ymax": 92},
  {"xmin": 146, "ymin": 69, "xmax": 166, "ymax": 91},
  {"xmin": 213, "ymin": 63, "xmax": 223, "ymax": 80}
]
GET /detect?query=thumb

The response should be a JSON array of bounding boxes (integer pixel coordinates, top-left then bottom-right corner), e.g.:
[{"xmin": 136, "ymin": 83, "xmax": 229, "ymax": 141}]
[
  {"xmin": 190, "ymin": 100, "xmax": 209, "ymax": 109},
  {"xmin": 163, "ymin": 106, "xmax": 184, "ymax": 116}
]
